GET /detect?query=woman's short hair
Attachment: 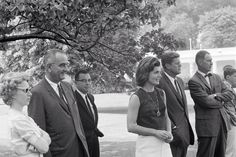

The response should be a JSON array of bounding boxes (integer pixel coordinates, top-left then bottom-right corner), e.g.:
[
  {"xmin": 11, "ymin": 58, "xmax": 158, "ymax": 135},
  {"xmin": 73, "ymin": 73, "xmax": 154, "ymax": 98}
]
[
  {"xmin": 135, "ymin": 57, "xmax": 160, "ymax": 87},
  {"xmin": 0, "ymin": 72, "xmax": 29, "ymax": 106}
]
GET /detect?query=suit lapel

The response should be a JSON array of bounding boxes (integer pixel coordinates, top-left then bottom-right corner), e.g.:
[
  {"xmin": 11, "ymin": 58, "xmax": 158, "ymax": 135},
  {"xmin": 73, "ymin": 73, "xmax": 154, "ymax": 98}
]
[
  {"xmin": 162, "ymin": 73, "xmax": 184, "ymax": 107},
  {"xmin": 75, "ymin": 91, "xmax": 95, "ymax": 121},
  {"xmin": 196, "ymin": 72, "xmax": 211, "ymax": 90},
  {"xmin": 176, "ymin": 78, "xmax": 189, "ymax": 115},
  {"xmin": 60, "ymin": 82, "xmax": 75, "ymax": 112},
  {"xmin": 87, "ymin": 94, "xmax": 98, "ymax": 125},
  {"xmin": 42, "ymin": 79, "xmax": 71, "ymax": 115},
  {"xmin": 209, "ymin": 74, "xmax": 217, "ymax": 93}
]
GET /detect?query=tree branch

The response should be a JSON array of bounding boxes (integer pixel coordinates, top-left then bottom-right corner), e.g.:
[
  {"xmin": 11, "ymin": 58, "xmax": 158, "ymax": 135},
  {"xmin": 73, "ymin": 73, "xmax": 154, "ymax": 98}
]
[
  {"xmin": 97, "ymin": 41, "xmax": 129, "ymax": 55},
  {"xmin": 0, "ymin": 33, "xmax": 68, "ymax": 45}
]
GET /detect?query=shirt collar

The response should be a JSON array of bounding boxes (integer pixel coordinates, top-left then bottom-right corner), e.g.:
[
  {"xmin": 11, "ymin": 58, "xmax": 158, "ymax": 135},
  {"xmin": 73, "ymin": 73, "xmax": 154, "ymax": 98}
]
[
  {"xmin": 197, "ymin": 70, "xmax": 211, "ymax": 77},
  {"xmin": 45, "ymin": 76, "xmax": 59, "ymax": 87},
  {"xmin": 164, "ymin": 71, "xmax": 176, "ymax": 82},
  {"xmin": 76, "ymin": 88, "xmax": 87, "ymax": 99}
]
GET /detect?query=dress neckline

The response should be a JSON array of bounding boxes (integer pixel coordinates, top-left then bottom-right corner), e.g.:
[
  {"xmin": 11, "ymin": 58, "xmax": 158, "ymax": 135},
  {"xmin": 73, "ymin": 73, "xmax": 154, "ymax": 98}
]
[{"xmin": 140, "ymin": 87, "xmax": 155, "ymax": 93}]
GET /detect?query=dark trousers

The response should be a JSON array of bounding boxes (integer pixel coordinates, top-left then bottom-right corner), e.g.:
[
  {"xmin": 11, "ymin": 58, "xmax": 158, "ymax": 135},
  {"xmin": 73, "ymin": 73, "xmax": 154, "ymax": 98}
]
[
  {"xmin": 196, "ymin": 119, "xmax": 227, "ymax": 157},
  {"xmin": 86, "ymin": 134, "xmax": 100, "ymax": 157},
  {"xmin": 170, "ymin": 144, "xmax": 188, "ymax": 157}
]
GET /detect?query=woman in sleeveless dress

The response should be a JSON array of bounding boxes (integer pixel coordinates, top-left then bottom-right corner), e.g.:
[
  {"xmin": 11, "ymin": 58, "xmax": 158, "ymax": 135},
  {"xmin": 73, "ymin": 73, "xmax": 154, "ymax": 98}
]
[{"xmin": 127, "ymin": 57, "xmax": 173, "ymax": 157}]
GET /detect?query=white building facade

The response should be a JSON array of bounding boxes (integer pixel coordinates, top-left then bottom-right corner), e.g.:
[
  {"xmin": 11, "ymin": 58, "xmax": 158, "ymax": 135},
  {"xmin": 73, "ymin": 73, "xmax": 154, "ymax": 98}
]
[{"xmin": 177, "ymin": 47, "xmax": 236, "ymax": 81}]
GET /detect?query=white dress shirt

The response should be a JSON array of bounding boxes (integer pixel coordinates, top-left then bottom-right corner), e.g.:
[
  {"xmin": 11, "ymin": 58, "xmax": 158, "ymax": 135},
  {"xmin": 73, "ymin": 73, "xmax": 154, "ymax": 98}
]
[
  {"xmin": 164, "ymin": 72, "xmax": 179, "ymax": 91},
  {"xmin": 45, "ymin": 76, "xmax": 60, "ymax": 96}
]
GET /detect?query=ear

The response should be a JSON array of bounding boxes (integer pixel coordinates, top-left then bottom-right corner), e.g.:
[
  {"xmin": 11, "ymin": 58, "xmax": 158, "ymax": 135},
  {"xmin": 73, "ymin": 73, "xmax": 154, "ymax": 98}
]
[
  {"xmin": 45, "ymin": 64, "xmax": 52, "ymax": 72},
  {"xmin": 226, "ymin": 75, "xmax": 230, "ymax": 80},
  {"xmin": 197, "ymin": 59, "xmax": 202, "ymax": 67},
  {"xmin": 165, "ymin": 63, "xmax": 171, "ymax": 70}
]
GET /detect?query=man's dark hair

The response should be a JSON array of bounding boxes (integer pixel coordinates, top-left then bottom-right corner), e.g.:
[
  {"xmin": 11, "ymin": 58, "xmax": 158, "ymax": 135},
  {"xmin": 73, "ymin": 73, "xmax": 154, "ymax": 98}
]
[
  {"xmin": 161, "ymin": 52, "xmax": 180, "ymax": 69},
  {"xmin": 135, "ymin": 57, "xmax": 160, "ymax": 87},
  {"xmin": 74, "ymin": 69, "xmax": 90, "ymax": 81},
  {"xmin": 224, "ymin": 68, "xmax": 236, "ymax": 79},
  {"xmin": 195, "ymin": 50, "xmax": 209, "ymax": 66}
]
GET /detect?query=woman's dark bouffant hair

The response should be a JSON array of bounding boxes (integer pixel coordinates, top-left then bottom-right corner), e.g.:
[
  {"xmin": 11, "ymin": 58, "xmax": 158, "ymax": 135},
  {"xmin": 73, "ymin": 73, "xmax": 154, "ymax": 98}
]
[{"xmin": 135, "ymin": 57, "xmax": 160, "ymax": 87}]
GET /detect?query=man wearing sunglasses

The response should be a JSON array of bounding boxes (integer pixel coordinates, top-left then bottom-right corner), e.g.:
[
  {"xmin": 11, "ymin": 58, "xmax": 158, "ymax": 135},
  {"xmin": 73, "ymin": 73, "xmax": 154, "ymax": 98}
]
[{"xmin": 74, "ymin": 69, "xmax": 104, "ymax": 157}]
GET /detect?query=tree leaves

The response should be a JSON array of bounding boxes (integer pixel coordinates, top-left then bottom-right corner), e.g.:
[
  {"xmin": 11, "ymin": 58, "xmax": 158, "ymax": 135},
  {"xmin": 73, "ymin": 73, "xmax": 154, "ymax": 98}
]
[
  {"xmin": 139, "ymin": 29, "xmax": 185, "ymax": 57},
  {"xmin": 0, "ymin": 0, "xmax": 180, "ymax": 93},
  {"xmin": 198, "ymin": 6, "xmax": 236, "ymax": 48}
]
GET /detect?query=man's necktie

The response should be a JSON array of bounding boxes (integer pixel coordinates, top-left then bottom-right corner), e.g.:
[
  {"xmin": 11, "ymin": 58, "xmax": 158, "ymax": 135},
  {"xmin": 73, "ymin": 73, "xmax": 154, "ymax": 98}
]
[
  {"xmin": 57, "ymin": 84, "xmax": 68, "ymax": 104},
  {"xmin": 204, "ymin": 73, "xmax": 212, "ymax": 78},
  {"xmin": 85, "ymin": 95, "xmax": 95, "ymax": 120},
  {"xmin": 174, "ymin": 79, "xmax": 182, "ymax": 98}
]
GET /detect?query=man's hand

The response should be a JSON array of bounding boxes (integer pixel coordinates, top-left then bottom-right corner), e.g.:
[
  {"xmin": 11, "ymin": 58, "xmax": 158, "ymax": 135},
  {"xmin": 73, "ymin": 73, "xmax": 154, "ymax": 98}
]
[{"xmin": 215, "ymin": 91, "xmax": 234, "ymax": 102}]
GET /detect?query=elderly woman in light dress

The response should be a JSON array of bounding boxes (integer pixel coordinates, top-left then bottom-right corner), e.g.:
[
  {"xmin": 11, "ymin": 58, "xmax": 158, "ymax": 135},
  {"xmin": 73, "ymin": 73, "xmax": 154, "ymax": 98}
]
[{"xmin": 0, "ymin": 72, "xmax": 51, "ymax": 157}]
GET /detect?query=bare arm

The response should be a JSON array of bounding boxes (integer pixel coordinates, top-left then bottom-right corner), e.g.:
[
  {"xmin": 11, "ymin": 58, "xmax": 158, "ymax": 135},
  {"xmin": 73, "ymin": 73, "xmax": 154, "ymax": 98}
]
[
  {"xmin": 163, "ymin": 92, "xmax": 173, "ymax": 143},
  {"xmin": 127, "ymin": 94, "xmax": 171, "ymax": 141}
]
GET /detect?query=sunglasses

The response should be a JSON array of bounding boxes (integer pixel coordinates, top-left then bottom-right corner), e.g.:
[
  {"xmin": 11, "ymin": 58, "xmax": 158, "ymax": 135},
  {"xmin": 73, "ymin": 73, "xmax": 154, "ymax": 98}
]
[{"xmin": 18, "ymin": 88, "xmax": 30, "ymax": 93}]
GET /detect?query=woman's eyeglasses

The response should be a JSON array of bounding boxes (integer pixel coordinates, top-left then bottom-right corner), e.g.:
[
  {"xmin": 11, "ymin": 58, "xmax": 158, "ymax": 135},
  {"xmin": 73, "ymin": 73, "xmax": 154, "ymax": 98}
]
[{"xmin": 18, "ymin": 88, "xmax": 30, "ymax": 93}]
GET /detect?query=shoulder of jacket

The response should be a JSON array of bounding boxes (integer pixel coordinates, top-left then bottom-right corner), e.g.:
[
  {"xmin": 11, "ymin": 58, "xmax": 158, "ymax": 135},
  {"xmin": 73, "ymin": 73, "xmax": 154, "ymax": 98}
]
[
  {"xmin": 189, "ymin": 73, "xmax": 198, "ymax": 81},
  {"xmin": 31, "ymin": 80, "xmax": 45, "ymax": 93},
  {"xmin": 87, "ymin": 93, "xmax": 95, "ymax": 101},
  {"xmin": 212, "ymin": 73, "xmax": 221, "ymax": 78},
  {"xmin": 61, "ymin": 81, "xmax": 71, "ymax": 86}
]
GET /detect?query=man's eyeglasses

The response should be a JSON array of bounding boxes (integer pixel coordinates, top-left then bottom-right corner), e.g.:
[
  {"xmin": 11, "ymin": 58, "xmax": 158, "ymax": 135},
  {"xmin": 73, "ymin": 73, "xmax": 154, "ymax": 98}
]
[{"xmin": 76, "ymin": 79, "xmax": 92, "ymax": 83}]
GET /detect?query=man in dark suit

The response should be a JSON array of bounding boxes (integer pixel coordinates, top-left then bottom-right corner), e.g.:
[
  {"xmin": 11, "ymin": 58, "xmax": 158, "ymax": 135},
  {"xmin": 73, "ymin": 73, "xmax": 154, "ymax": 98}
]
[
  {"xmin": 28, "ymin": 49, "xmax": 90, "ymax": 157},
  {"xmin": 158, "ymin": 52, "xmax": 194, "ymax": 157},
  {"xmin": 188, "ymin": 50, "xmax": 233, "ymax": 157},
  {"xmin": 74, "ymin": 69, "xmax": 104, "ymax": 157}
]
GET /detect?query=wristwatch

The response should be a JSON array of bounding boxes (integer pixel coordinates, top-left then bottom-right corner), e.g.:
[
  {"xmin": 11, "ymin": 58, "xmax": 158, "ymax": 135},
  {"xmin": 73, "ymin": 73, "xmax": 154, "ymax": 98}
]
[{"xmin": 213, "ymin": 94, "xmax": 217, "ymax": 98}]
